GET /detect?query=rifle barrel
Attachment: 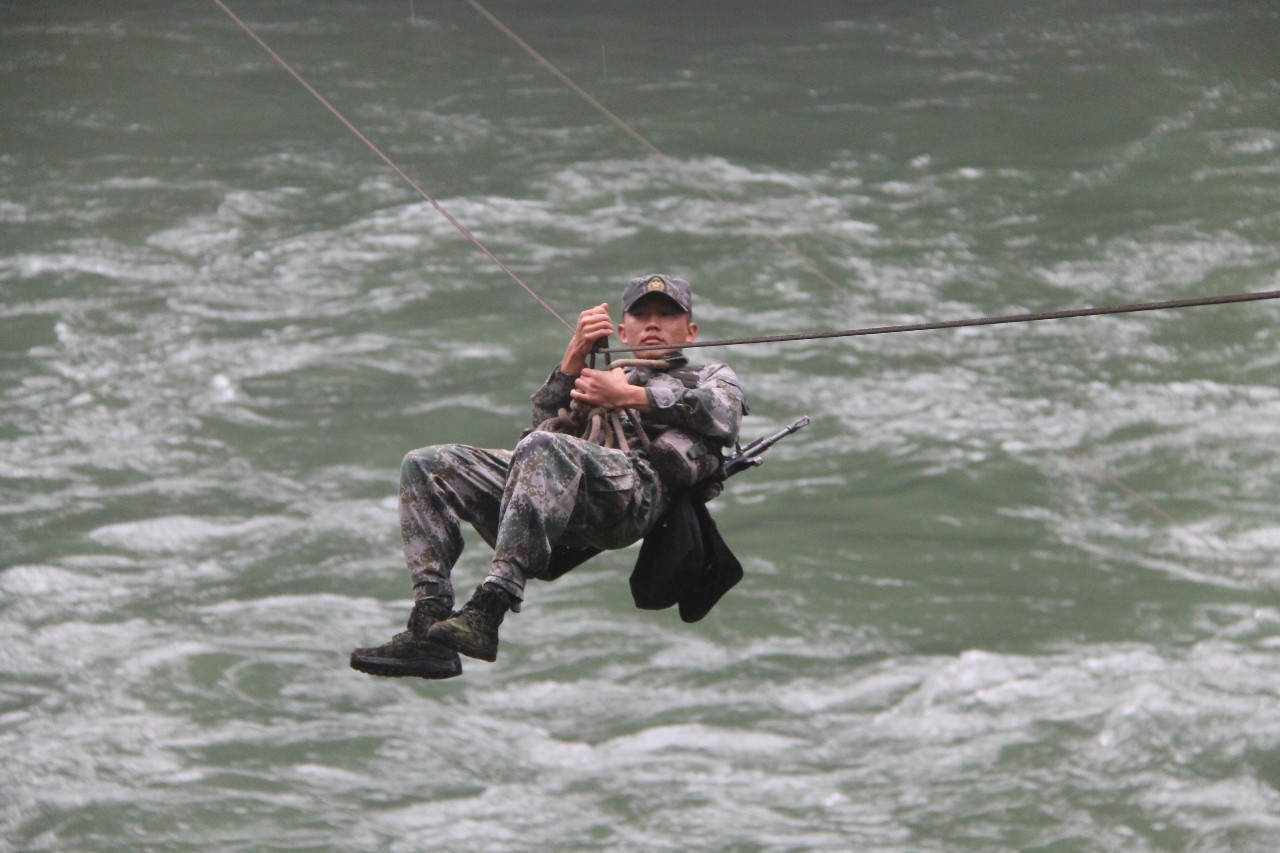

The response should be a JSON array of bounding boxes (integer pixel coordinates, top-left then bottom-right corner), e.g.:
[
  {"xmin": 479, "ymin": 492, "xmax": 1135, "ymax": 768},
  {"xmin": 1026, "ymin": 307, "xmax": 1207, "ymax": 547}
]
[{"xmin": 723, "ymin": 415, "xmax": 811, "ymax": 478}]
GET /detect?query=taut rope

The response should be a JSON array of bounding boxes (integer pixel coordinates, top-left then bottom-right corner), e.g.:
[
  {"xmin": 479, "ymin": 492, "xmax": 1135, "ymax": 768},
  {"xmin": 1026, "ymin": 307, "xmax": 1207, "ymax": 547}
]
[{"xmin": 601, "ymin": 289, "xmax": 1280, "ymax": 355}]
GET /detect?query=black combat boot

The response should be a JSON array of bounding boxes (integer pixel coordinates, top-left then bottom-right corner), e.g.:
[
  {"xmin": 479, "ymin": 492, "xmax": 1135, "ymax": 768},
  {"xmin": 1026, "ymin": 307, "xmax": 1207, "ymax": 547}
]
[
  {"xmin": 349, "ymin": 598, "xmax": 462, "ymax": 679},
  {"xmin": 426, "ymin": 583, "xmax": 514, "ymax": 662}
]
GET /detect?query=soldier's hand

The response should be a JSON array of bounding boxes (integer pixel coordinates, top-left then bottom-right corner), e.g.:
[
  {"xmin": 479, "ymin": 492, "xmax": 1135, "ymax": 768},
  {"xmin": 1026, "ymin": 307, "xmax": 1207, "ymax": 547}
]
[
  {"xmin": 560, "ymin": 304, "xmax": 614, "ymax": 377},
  {"xmin": 571, "ymin": 367, "xmax": 649, "ymax": 412}
]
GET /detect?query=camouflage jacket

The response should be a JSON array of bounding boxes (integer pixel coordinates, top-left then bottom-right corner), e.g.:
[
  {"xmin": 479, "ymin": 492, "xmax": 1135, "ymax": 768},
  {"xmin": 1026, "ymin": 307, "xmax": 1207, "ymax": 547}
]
[{"xmin": 529, "ymin": 355, "xmax": 747, "ymax": 490}]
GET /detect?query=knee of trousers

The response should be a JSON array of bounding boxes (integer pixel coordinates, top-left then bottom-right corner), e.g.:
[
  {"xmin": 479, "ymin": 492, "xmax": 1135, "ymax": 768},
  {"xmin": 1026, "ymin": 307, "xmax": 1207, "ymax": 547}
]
[
  {"xmin": 512, "ymin": 430, "xmax": 582, "ymax": 467},
  {"xmin": 401, "ymin": 445, "xmax": 459, "ymax": 485}
]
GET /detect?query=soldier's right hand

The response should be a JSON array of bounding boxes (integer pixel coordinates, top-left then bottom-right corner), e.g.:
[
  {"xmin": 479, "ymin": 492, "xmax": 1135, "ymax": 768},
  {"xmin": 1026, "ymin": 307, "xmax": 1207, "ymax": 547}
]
[{"xmin": 560, "ymin": 304, "xmax": 614, "ymax": 376}]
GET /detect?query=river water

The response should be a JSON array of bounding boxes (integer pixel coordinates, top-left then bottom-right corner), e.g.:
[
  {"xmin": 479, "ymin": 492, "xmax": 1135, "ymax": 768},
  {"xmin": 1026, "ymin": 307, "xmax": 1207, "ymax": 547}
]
[{"xmin": 3, "ymin": 1, "xmax": 1280, "ymax": 850}]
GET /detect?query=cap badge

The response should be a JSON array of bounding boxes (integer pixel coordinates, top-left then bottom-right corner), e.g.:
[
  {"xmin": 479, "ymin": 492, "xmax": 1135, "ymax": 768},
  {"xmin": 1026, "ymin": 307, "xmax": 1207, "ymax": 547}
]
[{"xmin": 646, "ymin": 276, "xmax": 666, "ymax": 292}]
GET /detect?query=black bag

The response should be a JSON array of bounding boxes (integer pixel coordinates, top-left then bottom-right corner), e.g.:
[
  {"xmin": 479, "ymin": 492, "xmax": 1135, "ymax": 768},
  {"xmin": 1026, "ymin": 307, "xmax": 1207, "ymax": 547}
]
[{"xmin": 629, "ymin": 490, "xmax": 743, "ymax": 623}]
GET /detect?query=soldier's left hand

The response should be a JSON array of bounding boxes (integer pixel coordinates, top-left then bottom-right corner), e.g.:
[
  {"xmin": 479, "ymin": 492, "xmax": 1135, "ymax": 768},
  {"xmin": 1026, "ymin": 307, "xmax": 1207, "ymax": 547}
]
[{"xmin": 572, "ymin": 367, "xmax": 649, "ymax": 412}]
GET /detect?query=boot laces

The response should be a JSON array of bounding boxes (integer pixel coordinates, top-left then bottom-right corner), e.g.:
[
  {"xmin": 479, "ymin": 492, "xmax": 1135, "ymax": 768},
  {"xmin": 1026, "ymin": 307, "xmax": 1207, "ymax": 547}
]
[
  {"xmin": 466, "ymin": 585, "xmax": 510, "ymax": 631},
  {"xmin": 407, "ymin": 599, "xmax": 451, "ymax": 638}
]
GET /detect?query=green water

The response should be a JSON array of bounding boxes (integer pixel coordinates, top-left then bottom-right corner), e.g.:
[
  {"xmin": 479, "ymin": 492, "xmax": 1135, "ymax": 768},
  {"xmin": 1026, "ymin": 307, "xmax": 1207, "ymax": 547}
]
[{"xmin": 3, "ymin": 1, "xmax": 1280, "ymax": 850}]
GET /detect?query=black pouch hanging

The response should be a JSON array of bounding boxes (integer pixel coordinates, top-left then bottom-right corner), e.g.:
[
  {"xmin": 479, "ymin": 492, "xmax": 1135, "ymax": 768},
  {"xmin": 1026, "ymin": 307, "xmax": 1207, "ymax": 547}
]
[
  {"xmin": 677, "ymin": 496, "xmax": 743, "ymax": 623},
  {"xmin": 629, "ymin": 490, "xmax": 743, "ymax": 622}
]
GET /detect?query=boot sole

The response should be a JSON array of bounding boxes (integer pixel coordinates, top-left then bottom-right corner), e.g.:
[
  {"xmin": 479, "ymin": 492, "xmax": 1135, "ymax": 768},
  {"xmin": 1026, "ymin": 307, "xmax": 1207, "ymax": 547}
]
[
  {"xmin": 349, "ymin": 651, "xmax": 463, "ymax": 680},
  {"xmin": 426, "ymin": 624, "xmax": 498, "ymax": 662}
]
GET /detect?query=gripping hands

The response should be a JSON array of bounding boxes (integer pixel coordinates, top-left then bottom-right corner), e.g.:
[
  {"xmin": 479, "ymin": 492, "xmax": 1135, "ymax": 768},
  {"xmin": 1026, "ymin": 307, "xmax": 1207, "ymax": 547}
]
[{"xmin": 560, "ymin": 304, "xmax": 649, "ymax": 412}]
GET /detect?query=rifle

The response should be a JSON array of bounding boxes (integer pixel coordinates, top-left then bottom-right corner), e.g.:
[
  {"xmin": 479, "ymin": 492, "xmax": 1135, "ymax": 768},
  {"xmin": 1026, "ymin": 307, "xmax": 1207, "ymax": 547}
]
[{"xmin": 720, "ymin": 416, "xmax": 811, "ymax": 480}]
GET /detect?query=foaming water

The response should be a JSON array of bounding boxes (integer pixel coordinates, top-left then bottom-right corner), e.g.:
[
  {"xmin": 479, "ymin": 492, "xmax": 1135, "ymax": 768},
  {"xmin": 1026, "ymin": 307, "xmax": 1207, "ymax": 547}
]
[{"xmin": 4, "ymin": 1, "xmax": 1280, "ymax": 850}]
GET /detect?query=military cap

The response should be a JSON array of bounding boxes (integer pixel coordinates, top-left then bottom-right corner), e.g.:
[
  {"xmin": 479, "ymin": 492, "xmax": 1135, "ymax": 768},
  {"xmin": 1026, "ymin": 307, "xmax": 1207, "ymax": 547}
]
[{"xmin": 622, "ymin": 274, "xmax": 693, "ymax": 315}]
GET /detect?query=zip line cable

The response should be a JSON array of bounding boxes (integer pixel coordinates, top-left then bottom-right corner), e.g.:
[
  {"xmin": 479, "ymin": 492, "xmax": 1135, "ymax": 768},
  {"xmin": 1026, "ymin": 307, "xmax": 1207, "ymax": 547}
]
[
  {"xmin": 605, "ymin": 289, "xmax": 1280, "ymax": 354},
  {"xmin": 215, "ymin": 0, "xmax": 1278, "ymax": 358},
  {"xmin": 211, "ymin": 0, "xmax": 573, "ymax": 332}
]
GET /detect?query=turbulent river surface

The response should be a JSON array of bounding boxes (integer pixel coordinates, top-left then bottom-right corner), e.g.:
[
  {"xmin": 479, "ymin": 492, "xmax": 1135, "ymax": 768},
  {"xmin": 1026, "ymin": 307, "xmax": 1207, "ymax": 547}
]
[{"xmin": 3, "ymin": 2, "xmax": 1280, "ymax": 850}]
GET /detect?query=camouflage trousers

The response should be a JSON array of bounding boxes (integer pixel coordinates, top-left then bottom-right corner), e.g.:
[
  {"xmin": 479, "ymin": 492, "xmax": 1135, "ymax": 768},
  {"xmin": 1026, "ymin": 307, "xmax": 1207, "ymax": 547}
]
[{"xmin": 399, "ymin": 430, "xmax": 668, "ymax": 610}]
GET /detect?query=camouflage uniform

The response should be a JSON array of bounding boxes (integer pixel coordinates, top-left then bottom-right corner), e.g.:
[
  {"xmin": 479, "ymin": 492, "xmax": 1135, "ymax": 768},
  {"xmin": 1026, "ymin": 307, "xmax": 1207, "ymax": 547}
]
[{"xmin": 400, "ymin": 358, "xmax": 746, "ymax": 611}]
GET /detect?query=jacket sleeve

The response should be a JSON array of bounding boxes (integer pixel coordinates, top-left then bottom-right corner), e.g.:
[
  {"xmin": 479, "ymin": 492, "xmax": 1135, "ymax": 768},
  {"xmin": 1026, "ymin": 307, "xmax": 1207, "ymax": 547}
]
[
  {"xmin": 529, "ymin": 365, "xmax": 576, "ymax": 428},
  {"xmin": 643, "ymin": 363, "xmax": 746, "ymax": 447}
]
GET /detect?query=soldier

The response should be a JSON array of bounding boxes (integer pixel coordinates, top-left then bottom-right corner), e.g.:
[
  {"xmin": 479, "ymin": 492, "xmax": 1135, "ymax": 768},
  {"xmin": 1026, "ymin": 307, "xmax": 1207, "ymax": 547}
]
[{"xmin": 350, "ymin": 274, "xmax": 746, "ymax": 679}]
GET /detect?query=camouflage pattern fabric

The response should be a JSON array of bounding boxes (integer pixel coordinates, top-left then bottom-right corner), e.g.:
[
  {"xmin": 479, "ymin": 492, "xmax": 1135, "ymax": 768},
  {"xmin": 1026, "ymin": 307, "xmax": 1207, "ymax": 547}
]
[{"xmin": 400, "ymin": 358, "xmax": 745, "ymax": 611}]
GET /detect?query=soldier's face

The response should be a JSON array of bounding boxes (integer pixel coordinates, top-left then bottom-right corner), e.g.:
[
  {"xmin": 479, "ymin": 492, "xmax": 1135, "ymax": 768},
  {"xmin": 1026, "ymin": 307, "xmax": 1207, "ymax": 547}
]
[{"xmin": 618, "ymin": 294, "xmax": 697, "ymax": 357}]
